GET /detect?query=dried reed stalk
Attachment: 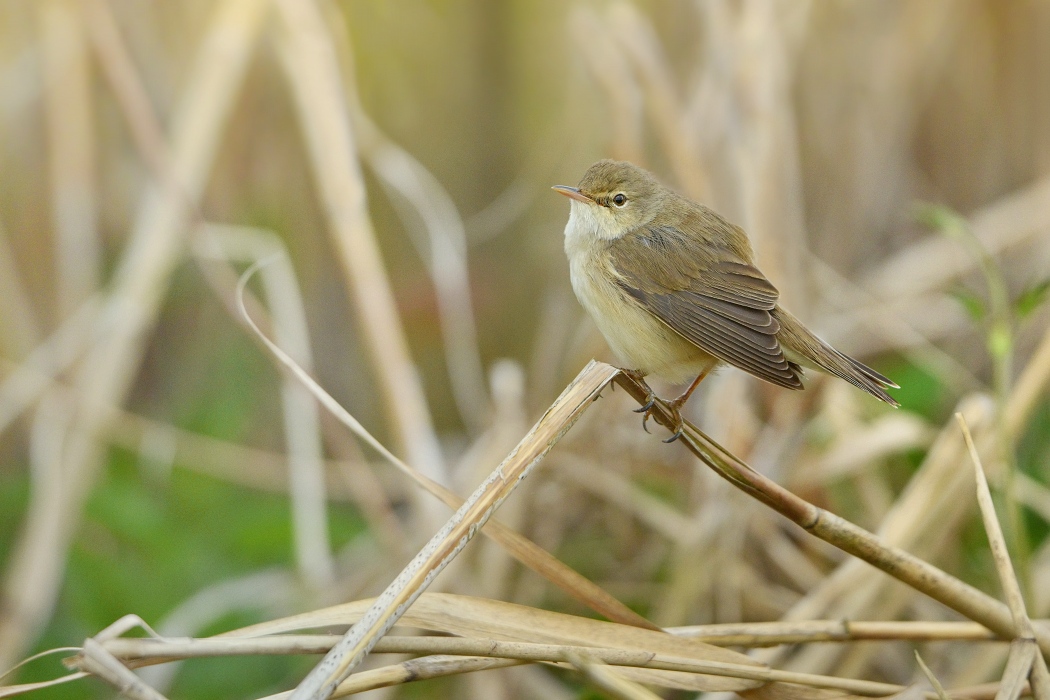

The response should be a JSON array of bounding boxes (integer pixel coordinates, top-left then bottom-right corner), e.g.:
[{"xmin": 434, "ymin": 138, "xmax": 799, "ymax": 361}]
[
  {"xmin": 959, "ymin": 415, "xmax": 1050, "ymax": 700},
  {"xmin": 0, "ymin": 299, "xmax": 99, "ymax": 436},
  {"xmin": 303, "ymin": 656, "xmax": 521, "ymax": 699},
  {"xmin": 75, "ymin": 638, "xmax": 168, "ymax": 700},
  {"xmin": 0, "ymin": 221, "xmax": 40, "ymax": 358},
  {"xmin": 15, "ymin": 359, "xmax": 1050, "ymax": 697},
  {"xmin": 92, "ymin": 618, "xmax": 1050, "ymax": 663},
  {"xmin": 774, "ymin": 394, "xmax": 992, "ymax": 623},
  {"xmin": 352, "ymin": 112, "xmax": 491, "ymax": 433},
  {"xmin": 74, "ymin": 629, "xmax": 936, "ymax": 700},
  {"xmin": 200, "ymin": 231, "xmax": 335, "ymax": 588},
  {"xmin": 566, "ymin": 654, "xmax": 666, "ymax": 700},
  {"xmin": 611, "ymin": 370, "xmax": 1050, "ymax": 657},
  {"xmin": 0, "ymin": 0, "xmax": 267, "ymax": 668},
  {"xmin": 38, "ymin": 0, "xmax": 99, "ymax": 319},
  {"xmin": 866, "ymin": 176, "xmax": 1050, "ymax": 303},
  {"xmin": 756, "ymin": 320, "xmax": 1050, "ymax": 675},
  {"xmin": 192, "ymin": 230, "xmax": 416, "ymax": 557},
  {"xmin": 88, "ymin": 630, "xmax": 912, "ymax": 697},
  {"xmin": 235, "ymin": 272, "xmax": 657, "ymax": 631},
  {"xmin": 272, "ymin": 0, "xmax": 450, "ymax": 530},
  {"xmin": 284, "ymin": 361, "xmax": 623, "ymax": 698}
]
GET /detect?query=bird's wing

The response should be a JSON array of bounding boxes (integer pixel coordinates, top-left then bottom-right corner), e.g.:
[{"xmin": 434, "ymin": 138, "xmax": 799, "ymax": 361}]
[{"xmin": 608, "ymin": 224, "xmax": 804, "ymax": 390}]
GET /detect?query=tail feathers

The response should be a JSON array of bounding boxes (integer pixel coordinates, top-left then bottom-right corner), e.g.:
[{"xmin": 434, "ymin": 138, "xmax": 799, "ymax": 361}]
[
  {"xmin": 820, "ymin": 347, "xmax": 901, "ymax": 408},
  {"xmin": 774, "ymin": 308, "xmax": 900, "ymax": 408}
]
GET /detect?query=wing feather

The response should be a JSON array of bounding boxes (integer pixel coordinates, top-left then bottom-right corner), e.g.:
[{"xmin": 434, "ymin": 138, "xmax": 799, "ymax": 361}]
[
  {"xmin": 633, "ymin": 290, "xmax": 803, "ymax": 389},
  {"xmin": 609, "ymin": 220, "xmax": 804, "ymax": 390}
]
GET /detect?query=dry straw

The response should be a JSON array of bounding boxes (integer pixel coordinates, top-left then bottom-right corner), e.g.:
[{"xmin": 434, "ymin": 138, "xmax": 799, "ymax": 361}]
[
  {"xmin": 4, "ymin": 1, "xmax": 1050, "ymax": 698},
  {"xmin": 0, "ymin": 0, "xmax": 268, "ymax": 669},
  {"xmin": 42, "ymin": 358, "xmax": 1050, "ymax": 698}
]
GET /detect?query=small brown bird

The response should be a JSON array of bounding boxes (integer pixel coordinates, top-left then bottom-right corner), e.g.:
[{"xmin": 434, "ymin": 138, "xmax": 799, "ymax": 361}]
[{"xmin": 554, "ymin": 160, "xmax": 898, "ymax": 441}]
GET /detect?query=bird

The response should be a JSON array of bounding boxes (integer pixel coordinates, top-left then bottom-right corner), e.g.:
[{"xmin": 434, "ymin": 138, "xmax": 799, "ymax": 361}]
[{"xmin": 553, "ymin": 159, "xmax": 899, "ymax": 442}]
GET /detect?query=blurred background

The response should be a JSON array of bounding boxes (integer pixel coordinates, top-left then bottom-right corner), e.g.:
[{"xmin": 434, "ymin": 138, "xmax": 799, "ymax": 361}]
[{"xmin": 2, "ymin": 0, "xmax": 1050, "ymax": 697}]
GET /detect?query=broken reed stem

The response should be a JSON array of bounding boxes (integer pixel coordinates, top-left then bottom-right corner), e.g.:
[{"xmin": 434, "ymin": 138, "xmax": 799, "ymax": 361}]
[
  {"xmin": 611, "ymin": 371, "xmax": 1050, "ymax": 658},
  {"xmin": 231, "ymin": 266, "xmax": 655, "ymax": 632},
  {"xmin": 286, "ymin": 362, "xmax": 619, "ymax": 700}
]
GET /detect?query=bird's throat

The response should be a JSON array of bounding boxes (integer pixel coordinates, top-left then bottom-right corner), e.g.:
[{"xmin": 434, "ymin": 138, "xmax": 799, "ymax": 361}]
[{"xmin": 564, "ymin": 200, "xmax": 624, "ymax": 244}]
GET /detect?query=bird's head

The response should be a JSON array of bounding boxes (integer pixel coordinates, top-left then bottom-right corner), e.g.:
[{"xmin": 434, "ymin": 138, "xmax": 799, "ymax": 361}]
[{"xmin": 553, "ymin": 160, "xmax": 667, "ymax": 240}]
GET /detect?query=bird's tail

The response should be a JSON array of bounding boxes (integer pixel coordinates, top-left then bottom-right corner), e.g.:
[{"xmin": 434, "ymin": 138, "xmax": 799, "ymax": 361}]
[{"xmin": 773, "ymin": 307, "xmax": 900, "ymax": 407}]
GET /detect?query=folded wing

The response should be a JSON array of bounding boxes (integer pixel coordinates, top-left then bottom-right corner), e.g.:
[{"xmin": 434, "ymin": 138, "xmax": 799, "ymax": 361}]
[{"xmin": 609, "ymin": 224, "xmax": 804, "ymax": 390}]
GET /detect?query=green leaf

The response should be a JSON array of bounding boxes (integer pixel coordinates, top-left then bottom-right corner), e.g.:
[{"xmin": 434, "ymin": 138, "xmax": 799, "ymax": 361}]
[
  {"xmin": 949, "ymin": 286, "xmax": 987, "ymax": 322},
  {"xmin": 988, "ymin": 324, "xmax": 1013, "ymax": 360},
  {"xmin": 913, "ymin": 201, "xmax": 967, "ymax": 236},
  {"xmin": 1016, "ymin": 278, "xmax": 1050, "ymax": 319}
]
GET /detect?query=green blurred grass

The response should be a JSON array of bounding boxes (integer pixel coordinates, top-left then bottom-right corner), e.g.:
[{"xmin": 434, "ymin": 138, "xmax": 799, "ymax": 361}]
[
  {"xmin": 15, "ymin": 449, "xmax": 366, "ymax": 699},
  {"xmin": 7, "ymin": 313, "xmax": 369, "ymax": 698}
]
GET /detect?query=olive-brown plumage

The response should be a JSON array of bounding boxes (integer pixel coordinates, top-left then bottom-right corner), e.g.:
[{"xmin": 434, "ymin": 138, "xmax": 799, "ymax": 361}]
[{"xmin": 554, "ymin": 160, "xmax": 899, "ymax": 416}]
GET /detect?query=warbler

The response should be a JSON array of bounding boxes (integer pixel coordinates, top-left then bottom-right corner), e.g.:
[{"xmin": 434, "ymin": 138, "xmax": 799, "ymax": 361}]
[{"xmin": 554, "ymin": 160, "xmax": 898, "ymax": 442}]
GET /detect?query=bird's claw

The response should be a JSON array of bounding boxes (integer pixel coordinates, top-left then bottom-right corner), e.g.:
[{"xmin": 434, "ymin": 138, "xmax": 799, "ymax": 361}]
[
  {"xmin": 660, "ymin": 401, "xmax": 685, "ymax": 443},
  {"xmin": 634, "ymin": 395, "xmax": 685, "ymax": 442},
  {"xmin": 633, "ymin": 396, "xmax": 656, "ymax": 414},
  {"xmin": 623, "ymin": 370, "xmax": 687, "ymax": 442},
  {"xmin": 633, "ymin": 392, "xmax": 657, "ymax": 433}
]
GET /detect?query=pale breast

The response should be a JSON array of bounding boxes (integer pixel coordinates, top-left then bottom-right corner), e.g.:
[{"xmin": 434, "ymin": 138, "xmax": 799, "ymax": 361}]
[{"xmin": 565, "ymin": 229, "xmax": 712, "ymax": 383}]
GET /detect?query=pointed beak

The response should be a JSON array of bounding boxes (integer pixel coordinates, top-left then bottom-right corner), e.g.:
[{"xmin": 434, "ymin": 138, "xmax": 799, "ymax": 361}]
[{"xmin": 551, "ymin": 185, "xmax": 593, "ymax": 204}]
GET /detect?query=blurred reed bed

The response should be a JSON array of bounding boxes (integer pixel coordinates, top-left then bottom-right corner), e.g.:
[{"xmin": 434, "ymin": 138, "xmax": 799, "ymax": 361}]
[{"xmin": 1, "ymin": 0, "xmax": 1050, "ymax": 698}]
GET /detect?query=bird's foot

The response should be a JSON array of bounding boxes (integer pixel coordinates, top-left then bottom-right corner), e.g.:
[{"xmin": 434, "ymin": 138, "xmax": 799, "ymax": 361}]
[
  {"xmin": 632, "ymin": 396, "xmax": 685, "ymax": 441},
  {"xmin": 660, "ymin": 395, "xmax": 688, "ymax": 443},
  {"xmin": 620, "ymin": 369, "xmax": 687, "ymax": 440},
  {"xmin": 622, "ymin": 370, "xmax": 657, "ymax": 433},
  {"xmin": 632, "ymin": 394, "xmax": 657, "ymax": 433},
  {"xmin": 621, "ymin": 368, "xmax": 648, "ymax": 386}
]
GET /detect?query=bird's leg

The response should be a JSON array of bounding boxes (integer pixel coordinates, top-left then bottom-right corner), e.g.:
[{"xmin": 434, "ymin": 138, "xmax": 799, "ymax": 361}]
[
  {"xmin": 622, "ymin": 369, "xmax": 658, "ymax": 433},
  {"xmin": 660, "ymin": 368, "xmax": 710, "ymax": 443},
  {"xmin": 624, "ymin": 369, "xmax": 655, "ymax": 412},
  {"xmin": 668, "ymin": 369, "xmax": 709, "ymax": 411}
]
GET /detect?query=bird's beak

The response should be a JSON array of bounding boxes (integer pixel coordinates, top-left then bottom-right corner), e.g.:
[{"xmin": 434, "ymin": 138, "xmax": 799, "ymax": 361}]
[{"xmin": 551, "ymin": 185, "xmax": 593, "ymax": 204}]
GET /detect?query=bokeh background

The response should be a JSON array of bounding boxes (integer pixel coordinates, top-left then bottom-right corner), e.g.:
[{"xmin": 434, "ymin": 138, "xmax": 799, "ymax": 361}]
[{"xmin": 2, "ymin": 0, "xmax": 1050, "ymax": 697}]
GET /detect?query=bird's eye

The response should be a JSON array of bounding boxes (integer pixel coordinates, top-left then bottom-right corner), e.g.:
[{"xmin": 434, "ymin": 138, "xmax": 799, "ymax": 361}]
[{"xmin": 612, "ymin": 193, "xmax": 627, "ymax": 207}]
